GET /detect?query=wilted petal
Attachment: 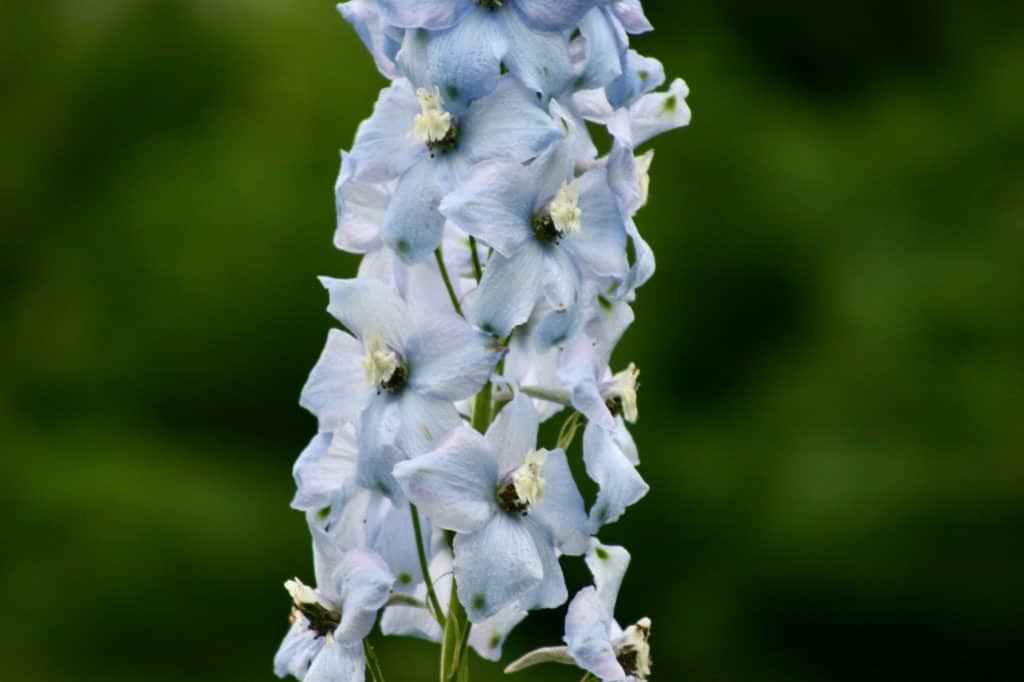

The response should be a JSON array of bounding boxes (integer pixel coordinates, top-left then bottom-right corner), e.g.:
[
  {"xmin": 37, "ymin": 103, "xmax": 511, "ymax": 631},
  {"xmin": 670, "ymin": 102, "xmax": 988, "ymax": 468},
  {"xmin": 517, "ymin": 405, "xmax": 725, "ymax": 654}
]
[{"xmin": 393, "ymin": 428, "xmax": 499, "ymax": 533}]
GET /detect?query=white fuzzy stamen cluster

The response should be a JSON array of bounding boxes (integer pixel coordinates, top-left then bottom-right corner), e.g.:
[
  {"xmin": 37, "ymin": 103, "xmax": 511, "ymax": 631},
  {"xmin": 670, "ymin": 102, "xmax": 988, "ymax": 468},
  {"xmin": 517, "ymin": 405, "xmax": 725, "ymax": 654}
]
[
  {"xmin": 285, "ymin": 577, "xmax": 320, "ymax": 607},
  {"xmin": 610, "ymin": 362, "xmax": 640, "ymax": 423},
  {"xmin": 620, "ymin": 617, "xmax": 652, "ymax": 678},
  {"xmin": 412, "ymin": 87, "xmax": 453, "ymax": 144},
  {"xmin": 548, "ymin": 181, "xmax": 582, "ymax": 234},
  {"xmin": 363, "ymin": 332, "xmax": 400, "ymax": 387},
  {"xmin": 512, "ymin": 449, "xmax": 549, "ymax": 508},
  {"xmin": 636, "ymin": 150, "xmax": 654, "ymax": 208}
]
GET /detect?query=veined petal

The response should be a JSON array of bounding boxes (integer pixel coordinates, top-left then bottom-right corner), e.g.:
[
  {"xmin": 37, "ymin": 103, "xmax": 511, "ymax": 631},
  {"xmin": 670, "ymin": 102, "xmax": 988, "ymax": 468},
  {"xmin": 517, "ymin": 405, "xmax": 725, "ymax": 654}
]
[
  {"xmin": 349, "ymin": 80, "xmax": 422, "ymax": 182},
  {"xmin": 304, "ymin": 638, "xmax": 365, "ymax": 682},
  {"xmin": 376, "ymin": 0, "xmax": 470, "ymax": 30},
  {"xmin": 382, "ymin": 158, "xmax": 451, "ymax": 264},
  {"xmin": 398, "ymin": 8, "xmax": 505, "ymax": 108},
  {"xmin": 440, "ymin": 160, "xmax": 535, "ymax": 257},
  {"xmin": 334, "ymin": 549, "xmax": 394, "ymax": 644},
  {"xmin": 465, "ymin": 243, "xmax": 546, "ymax": 338},
  {"xmin": 530, "ymin": 447, "xmax": 590, "ymax": 555},
  {"xmin": 459, "ymin": 77, "xmax": 564, "ymax": 166},
  {"xmin": 393, "ymin": 428, "xmax": 499, "ymax": 534},
  {"xmin": 485, "ymin": 393, "xmax": 540, "ymax": 473},
  {"xmin": 299, "ymin": 329, "xmax": 369, "ymax": 431},
  {"xmin": 564, "ymin": 587, "xmax": 626, "ymax": 680},
  {"xmin": 513, "ymin": 0, "xmax": 602, "ymax": 31},
  {"xmin": 500, "ymin": 8, "xmax": 575, "ymax": 97},
  {"xmin": 455, "ymin": 513, "xmax": 544, "ymax": 622},
  {"xmin": 319, "ymin": 276, "xmax": 410, "ymax": 351},
  {"xmin": 406, "ymin": 315, "xmax": 502, "ymax": 401},
  {"xmin": 521, "ymin": 520, "xmax": 569, "ymax": 610}
]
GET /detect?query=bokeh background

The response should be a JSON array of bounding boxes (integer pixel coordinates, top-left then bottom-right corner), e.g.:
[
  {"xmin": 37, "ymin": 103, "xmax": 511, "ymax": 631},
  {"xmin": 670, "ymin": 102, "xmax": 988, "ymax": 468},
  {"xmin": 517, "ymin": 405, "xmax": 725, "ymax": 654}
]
[{"xmin": 3, "ymin": 2, "xmax": 1022, "ymax": 680}]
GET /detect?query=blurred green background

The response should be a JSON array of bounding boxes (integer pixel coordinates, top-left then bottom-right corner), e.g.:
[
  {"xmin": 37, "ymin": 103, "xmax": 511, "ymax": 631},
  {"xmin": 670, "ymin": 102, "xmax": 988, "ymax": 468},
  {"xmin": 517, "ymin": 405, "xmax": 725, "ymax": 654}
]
[{"xmin": 3, "ymin": 2, "xmax": 1022, "ymax": 680}]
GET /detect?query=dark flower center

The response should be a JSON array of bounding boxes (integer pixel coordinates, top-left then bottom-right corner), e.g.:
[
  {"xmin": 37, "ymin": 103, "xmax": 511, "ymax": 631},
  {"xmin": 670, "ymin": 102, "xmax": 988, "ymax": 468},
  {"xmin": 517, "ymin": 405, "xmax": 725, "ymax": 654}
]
[
  {"xmin": 496, "ymin": 481, "xmax": 530, "ymax": 515},
  {"xmin": 427, "ymin": 123, "xmax": 460, "ymax": 155},
  {"xmin": 381, "ymin": 364, "xmax": 409, "ymax": 394},
  {"xmin": 291, "ymin": 601, "xmax": 341, "ymax": 638},
  {"xmin": 532, "ymin": 213, "xmax": 561, "ymax": 244}
]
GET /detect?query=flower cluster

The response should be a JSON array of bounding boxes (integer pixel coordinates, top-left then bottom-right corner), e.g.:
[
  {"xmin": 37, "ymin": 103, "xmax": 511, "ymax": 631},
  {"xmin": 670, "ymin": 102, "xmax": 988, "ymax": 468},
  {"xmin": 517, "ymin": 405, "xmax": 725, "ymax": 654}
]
[{"xmin": 276, "ymin": 2, "xmax": 690, "ymax": 680}]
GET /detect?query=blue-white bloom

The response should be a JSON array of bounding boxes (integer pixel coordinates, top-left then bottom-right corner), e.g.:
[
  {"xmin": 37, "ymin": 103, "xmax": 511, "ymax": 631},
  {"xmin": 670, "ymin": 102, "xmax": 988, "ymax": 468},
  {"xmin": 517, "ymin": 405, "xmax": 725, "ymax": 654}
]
[
  {"xmin": 274, "ymin": 537, "xmax": 394, "ymax": 681},
  {"xmin": 394, "ymin": 394, "xmax": 589, "ymax": 621},
  {"xmin": 301, "ymin": 277, "xmax": 502, "ymax": 496},
  {"xmin": 343, "ymin": 77, "xmax": 562, "ymax": 262}
]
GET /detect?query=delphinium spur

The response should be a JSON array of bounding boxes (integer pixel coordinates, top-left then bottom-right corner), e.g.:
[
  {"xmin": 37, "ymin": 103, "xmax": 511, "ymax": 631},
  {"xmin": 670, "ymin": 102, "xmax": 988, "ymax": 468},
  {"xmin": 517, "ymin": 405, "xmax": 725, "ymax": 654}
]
[{"xmin": 276, "ymin": 1, "xmax": 690, "ymax": 680}]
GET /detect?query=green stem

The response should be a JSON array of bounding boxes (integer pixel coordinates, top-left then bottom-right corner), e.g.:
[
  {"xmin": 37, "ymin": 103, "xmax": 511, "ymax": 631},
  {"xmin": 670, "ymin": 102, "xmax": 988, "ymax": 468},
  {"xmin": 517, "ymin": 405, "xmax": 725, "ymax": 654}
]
[
  {"xmin": 364, "ymin": 640, "xmax": 387, "ymax": 682},
  {"xmin": 471, "ymin": 380, "xmax": 492, "ymax": 435},
  {"xmin": 410, "ymin": 504, "xmax": 446, "ymax": 628},
  {"xmin": 468, "ymin": 236, "xmax": 483, "ymax": 282},
  {"xmin": 434, "ymin": 247, "xmax": 463, "ymax": 317}
]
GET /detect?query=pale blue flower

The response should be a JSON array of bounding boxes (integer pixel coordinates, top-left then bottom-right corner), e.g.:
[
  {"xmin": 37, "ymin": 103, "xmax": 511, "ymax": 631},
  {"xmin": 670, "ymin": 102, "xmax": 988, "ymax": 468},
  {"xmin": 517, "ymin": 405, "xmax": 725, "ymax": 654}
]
[
  {"xmin": 442, "ymin": 143, "xmax": 629, "ymax": 337},
  {"xmin": 394, "ymin": 394, "xmax": 589, "ymax": 621},
  {"xmin": 300, "ymin": 277, "xmax": 502, "ymax": 495},
  {"xmin": 343, "ymin": 77, "xmax": 562, "ymax": 263},
  {"xmin": 582, "ymin": 419, "xmax": 648, "ymax": 532},
  {"xmin": 274, "ymin": 535, "xmax": 394, "ymax": 681}
]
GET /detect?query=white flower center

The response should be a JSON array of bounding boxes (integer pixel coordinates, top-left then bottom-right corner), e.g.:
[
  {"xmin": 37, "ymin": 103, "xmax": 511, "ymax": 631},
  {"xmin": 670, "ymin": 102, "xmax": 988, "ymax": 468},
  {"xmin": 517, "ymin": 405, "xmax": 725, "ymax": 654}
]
[
  {"xmin": 620, "ymin": 617, "xmax": 652, "ymax": 678},
  {"xmin": 547, "ymin": 181, "xmax": 582, "ymax": 235},
  {"xmin": 285, "ymin": 578, "xmax": 319, "ymax": 606},
  {"xmin": 608, "ymin": 363, "xmax": 640, "ymax": 423},
  {"xmin": 363, "ymin": 332, "xmax": 400, "ymax": 387},
  {"xmin": 512, "ymin": 449, "xmax": 548, "ymax": 508},
  {"xmin": 636, "ymin": 150, "xmax": 654, "ymax": 208},
  {"xmin": 412, "ymin": 87, "xmax": 453, "ymax": 144}
]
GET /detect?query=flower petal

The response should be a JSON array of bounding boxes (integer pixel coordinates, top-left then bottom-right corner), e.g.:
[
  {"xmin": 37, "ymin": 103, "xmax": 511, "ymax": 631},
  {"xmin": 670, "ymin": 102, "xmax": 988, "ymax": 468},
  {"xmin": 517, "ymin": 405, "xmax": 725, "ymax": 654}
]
[
  {"xmin": 485, "ymin": 392, "xmax": 540, "ymax": 473},
  {"xmin": 521, "ymin": 520, "xmax": 569, "ymax": 610},
  {"xmin": 583, "ymin": 420, "xmax": 649, "ymax": 532},
  {"xmin": 393, "ymin": 427, "xmax": 499, "ymax": 533},
  {"xmin": 531, "ymin": 448, "xmax": 590, "ymax": 555},
  {"xmin": 564, "ymin": 587, "xmax": 626, "ymax": 680},
  {"xmin": 406, "ymin": 315, "xmax": 502, "ymax": 401},
  {"xmin": 382, "ymin": 157, "xmax": 451, "ymax": 264},
  {"xmin": 458, "ymin": 77, "xmax": 564, "ymax": 167},
  {"xmin": 348, "ymin": 80, "xmax": 422, "ymax": 182},
  {"xmin": 585, "ymin": 539, "xmax": 631, "ymax": 616},
  {"xmin": 334, "ymin": 548, "xmax": 394, "ymax": 644},
  {"xmin": 455, "ymin": 513, "xmax": 544, "ymax": 622},
  {"xmin": 468, "ymin": 603, "xmax": 529, "ymax": 661},
  {"xmin": 513, "ymin": 0, "xmax": 602, "ymax": 31},
  {"xmin": 319, "ymin": 276, "xmax": 411, "ymax": 351},
  {"xmin": 440, "ymin": 160, "xmax": 535, "ymax": 257},
  {"xmin": 299, "ymin": 329, "xmax": 369, "ymax": 431},
  {"xmin": 304, "ymin": 638, "xmax": 365, "ymax": 682},
  {"xmin": 465, "ymin": 243, "xmax": 546, "ymax": 338}
]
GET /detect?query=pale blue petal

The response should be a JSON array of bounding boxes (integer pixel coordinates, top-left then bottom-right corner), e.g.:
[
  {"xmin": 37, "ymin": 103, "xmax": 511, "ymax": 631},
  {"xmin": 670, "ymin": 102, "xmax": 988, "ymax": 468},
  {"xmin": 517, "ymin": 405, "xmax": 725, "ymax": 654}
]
[
  {"xmin": 584, "ymin": 539, "xmax": 631, "ymax": 616},
  {"xmin": 611, "ymin": 0, "xmax": 653, "ymax": 34},
  {"xmin": 274, "ymin": 620, "xmax": 324, "ymax": 680},
  {"xmin": 583, "ymin": 420, "xmax": 649, "ymax": 532},
  {"xmin": 563, "ymin": 167, "xmax": 629, "ymax": 278},
  {"xmin": 624, "ymin": 217, "xmax": 656, "ymax": 291},
  {"xmin": 299, "ymin": 329, "xmax": 369, "ymax": 431},
  {"xmin": 320, "ymin": 276, "xmax": 411, "ymax": 351},
  {"xmin": 358, "ymin": 405, "xmax": 407, "ymax": 500},
  {"xmin": 406, "ymin": 315, "xmax": 502, "ymax": 401},
  {"xmin": 334, "ymin": 548, "xmax": 394, "ymax": 643},
  {"xmin": 558, "ymin": 336, "xmax": 616, "ymax": 430},
  {"xmin": 376, "ymin": 0, "xmax": 470, "ymax": 29},
  {"xmin": 468, "ymin": 604, "xmax": 528, "ymax": 661},
  {"xmin": 292, "ymin": 427, "xmax": 359, "ymax": 512},
  {"xmin": 455, "ymin": 513, "xmax": 544, "ymax": 622},
  {"xmin": 396, "ymin": 391, "xmax": 462, "ymax": 456},
  {"xmin": 465, "ymin": 243, "xmax": 546, "ymax": 338},
  {"xmin": 501, "ymin": 9, "xmax": 575, "ymax": 97},
  {"xmin": 349, "ymin": 80, "xmax": 422, "ymax": 182},
  {"xmin": 369, "ymin": 501, "xmax": 429, "ymax": 593},
  {"xmin": 393, "ymin": 428, "xmax": 499, "ymax": 533},
  {"xmin": 531, "ymin": 448, "xmax": 590, "ymax": 555},
  {"xmin": 334, "ymin": 152, "xmax": 388, "ymax": 254},
  {"xmin": 513, "ymin": 0, "xmax": 601, "ymax": 32},
  {"xmin": 337, "ymin": 0, "xmax": 402, "ymax": 80},
  {"xmin": 541, "ymin": 245, "xmax": 581, "ymax": 312},
  {"xmin": 398, "ymin": 9, "xmax": 505, "ymax": 108},
  {"xmin": 606, "ymin": 50, "xmax": 664, "ymax": 108},
  {"xmin": 485, "ymin": 393, "xmax": 540, "ymax": 473},
  {"xmin": 564, "ymin": 587, "xmax": 625, "ymax": 680},
  {"xmin": 439, "ymin": 160, "xmax": 535, "ymax": 257},
  {"xmin": 304, "ymin": 639, "xmax": 365, "ymax": 682},
  {"xmin": 521, "ymin": 520, "xmax": 569, "ymax": 610},
  {"xmin": 382, "ymin": 157, "xmax": 451, "ymax": 264},
  {"xmin": 628, "ymin": 78, "xmax": 692, "ymax": 147},
  {"xmin": 459, "ymin": 78, "xmax": 564, "ymax": 166},
  {"xmin": 575, "ymin": 8, "xmax": 624, "ymax": 91}
]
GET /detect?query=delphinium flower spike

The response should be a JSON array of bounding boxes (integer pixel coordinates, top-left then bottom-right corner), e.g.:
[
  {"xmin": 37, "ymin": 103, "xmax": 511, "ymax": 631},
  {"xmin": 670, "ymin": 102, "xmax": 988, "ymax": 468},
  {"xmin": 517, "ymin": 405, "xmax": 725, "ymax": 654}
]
[{"xmin": 276, "ymin": 1, "xmax": 690, "ymax": 679}]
